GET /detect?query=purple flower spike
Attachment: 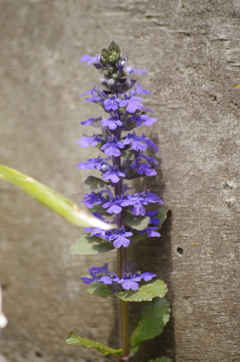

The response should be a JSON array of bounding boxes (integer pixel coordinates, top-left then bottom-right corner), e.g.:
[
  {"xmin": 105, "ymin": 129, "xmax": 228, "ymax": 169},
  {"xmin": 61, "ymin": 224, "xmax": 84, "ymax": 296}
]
[
  {"xmin": 102, "ymin": 165, "xmax": 126, "ymax": 183},
  {"xmin": 78, "ymin": 43, "xmax": 164, "ymax": 298},
  {"xmin": 101, "ymin": 136, "xmax": 125, "ymax": 157}
]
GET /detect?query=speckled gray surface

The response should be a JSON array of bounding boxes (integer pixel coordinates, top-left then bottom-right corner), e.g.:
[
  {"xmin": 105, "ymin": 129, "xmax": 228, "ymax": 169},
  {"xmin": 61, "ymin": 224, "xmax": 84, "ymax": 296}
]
[{"xmin": 0, "ymin": 1, "xmax": 239, "ymax": 361}]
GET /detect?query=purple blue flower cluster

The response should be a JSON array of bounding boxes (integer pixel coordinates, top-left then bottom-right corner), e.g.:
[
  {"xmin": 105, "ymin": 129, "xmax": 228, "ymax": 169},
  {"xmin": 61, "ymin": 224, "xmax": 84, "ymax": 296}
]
[
  {"xmin": 81, "ymin": 264, "xmax": 156, "ymax": 291},
  {"xmin": 78, "ymin": 42, "xmax": 163, "ymax": 291}
]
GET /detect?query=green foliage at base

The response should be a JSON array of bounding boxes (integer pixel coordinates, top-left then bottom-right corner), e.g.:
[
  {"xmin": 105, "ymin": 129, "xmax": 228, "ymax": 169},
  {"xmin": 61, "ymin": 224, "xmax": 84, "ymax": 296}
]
[{"xmin": 66, "ymin": 332, "xmax": 122, "ymax": 357}]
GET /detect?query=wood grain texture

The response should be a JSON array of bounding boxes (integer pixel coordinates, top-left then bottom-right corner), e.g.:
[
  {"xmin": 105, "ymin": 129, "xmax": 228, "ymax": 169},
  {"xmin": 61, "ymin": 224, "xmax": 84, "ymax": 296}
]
[{"xmin": 0, "ymin": 0, "xmax": 239, "ymax": 361}]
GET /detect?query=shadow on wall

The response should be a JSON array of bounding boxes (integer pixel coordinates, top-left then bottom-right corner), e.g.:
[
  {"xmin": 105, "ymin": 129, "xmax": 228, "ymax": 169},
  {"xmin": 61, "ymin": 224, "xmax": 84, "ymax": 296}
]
[{"xmin": 107, "ymin": 147, "xmax": 176, "ymax": 361}]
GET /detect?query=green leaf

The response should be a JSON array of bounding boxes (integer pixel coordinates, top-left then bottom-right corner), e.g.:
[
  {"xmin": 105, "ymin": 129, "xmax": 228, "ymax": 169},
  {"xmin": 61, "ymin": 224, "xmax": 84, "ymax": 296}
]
[
  {"xmin": 69, "ymin": 234, "xmax": 114, "ymax": 255},
  {"xmin": 156, "ymin": 206, "xmax": 169, "ymax": 226},
  {"xmin": 121, "ymin": 149, "xmax": 138, "ymax": 160},
  {"xmin": 81, "ymin": 176, "xmax": 109, "ymax": 192},
  {"xmin": 118, "ymin": 280, "xmax": 167, "ymax": 302},
  {"xmin": 86, "ymin": 282, "xmax": 112, "ymax": 298},
  {"xmin": 122, "ymin": 211, "xmax": 150, "ymax": 231},
  {"xmin": 66, "ymin": 332, "xmax": 122, "ymax": 357},
  {"xmin": 0, "ymin": 165, "xmax": 112, "ymax": 230},
  {"xmin": 148, "ymin": 358, "xmax": 172, "ymax": 362},
  {"xmin": 130, "ymin": 298, "xmax": 171, "ymax": 353}
]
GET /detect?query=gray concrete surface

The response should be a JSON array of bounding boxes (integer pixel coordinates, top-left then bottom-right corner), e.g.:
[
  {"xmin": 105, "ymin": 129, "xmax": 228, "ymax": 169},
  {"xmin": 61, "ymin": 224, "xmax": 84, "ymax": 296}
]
[{"xmin": 0, "ymin": 1, "xmax": 239, "ymax": 361}]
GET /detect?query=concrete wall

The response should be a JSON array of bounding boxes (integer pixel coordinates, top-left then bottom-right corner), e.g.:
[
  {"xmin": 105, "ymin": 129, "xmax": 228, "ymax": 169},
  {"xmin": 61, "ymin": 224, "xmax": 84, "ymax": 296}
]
[{"xmin": 0, "ymin": 1, "xmax": 239, "ymax": 361}]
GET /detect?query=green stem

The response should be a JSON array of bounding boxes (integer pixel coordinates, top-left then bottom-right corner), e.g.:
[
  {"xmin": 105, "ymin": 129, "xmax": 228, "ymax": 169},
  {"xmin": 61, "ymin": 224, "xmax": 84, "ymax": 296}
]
[{"xmin": 117, "ymin": 247, "xmax": 130, "ymax": 361}]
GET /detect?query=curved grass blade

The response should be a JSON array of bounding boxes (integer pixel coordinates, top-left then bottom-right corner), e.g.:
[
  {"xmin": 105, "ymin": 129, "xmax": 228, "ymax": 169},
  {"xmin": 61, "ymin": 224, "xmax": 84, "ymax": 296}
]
[{"xmin": 0, "ymin": 165, "xmax": 112, "ymax": 229}]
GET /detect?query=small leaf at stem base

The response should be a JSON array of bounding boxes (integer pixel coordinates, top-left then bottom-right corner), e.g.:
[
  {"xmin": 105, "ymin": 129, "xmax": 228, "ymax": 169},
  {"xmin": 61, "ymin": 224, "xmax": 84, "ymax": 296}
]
[{"xmin": 66, "ymin": 332, "xmax": 122, "ymax": 357}]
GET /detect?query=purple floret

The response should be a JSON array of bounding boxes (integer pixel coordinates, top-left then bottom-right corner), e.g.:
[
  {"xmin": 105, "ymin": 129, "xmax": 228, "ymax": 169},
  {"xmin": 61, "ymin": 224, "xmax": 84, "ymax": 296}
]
[
  {"xmin": 122, "ymin": 131, "xmax": 147, "ymax": 152},
  {"xmin": 128, "ymin": 114, "xmax": 158, "ymax": 127},
  {"xmin": 129, "ymin": 158, "xmax": 157, "ymax": 176},
  {"xmin": 101, "ymin": 114, "xmax": 122, "ymax": 130},
  {"xmin": 77, "ymin": 134, "xmax": 104, "ymax": 148},
  {"xmin": 103, "ymin": 95, "xmax": 121, "ymax": 111},
  {"xmin": 82, "ymin": 191, "xmax": 107, "ymax": 209},
  {"xmin": 132, "ymin": 83, "xmax": 151, "ymax": 96},
  {"xmin": 119, "ymin": 270, "xmax": 156, "ymax": 290},
  {"xmin": 102, "ymin": 193, "xmax": 135, "ymax": 214},
  {"xmin": 141, "ymin": 134, "xmax": 159, "ymax": 152},
  {"xmin": 102, "ymin": 165, "xmax": 125, "ymax": 183},
  {"xmin": 131, "ymin": 190, "xmax": 163, "ymax": 216},
  {"xmin": 78, "ymin": 54, "xmax": 101, "ymax": 66},
  {"xmin": 109, "ymin": 226, "xmax": 133, "ymax": 248},
  {"xmin": 102, "ymin": 196, "xmax": 123, "ymax": 214},
  {"xmin": 101, "ymin": 136, "xmax": 125, "ymax": 157},
  {"xmin": 125, "ymin": 66, "xmax": 148, "ymax": 75},
  {"xmin": 78, "ymin": 156, "xmax": 108, "ymax": 171},
  {"xmin": 81, "ymin": 116, "xmax": 102, "ymax": 126},
  {"xmin": 119, "ymin": 94, "xmax": 143, "ymax": 113}
]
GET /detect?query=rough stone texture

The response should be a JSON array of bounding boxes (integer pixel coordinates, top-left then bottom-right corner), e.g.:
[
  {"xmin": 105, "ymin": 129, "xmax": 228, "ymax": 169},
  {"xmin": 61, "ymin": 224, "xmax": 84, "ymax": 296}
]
[{"xmin": 0, "ymin": 1, "xmax": 239, "ymax": 361}]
